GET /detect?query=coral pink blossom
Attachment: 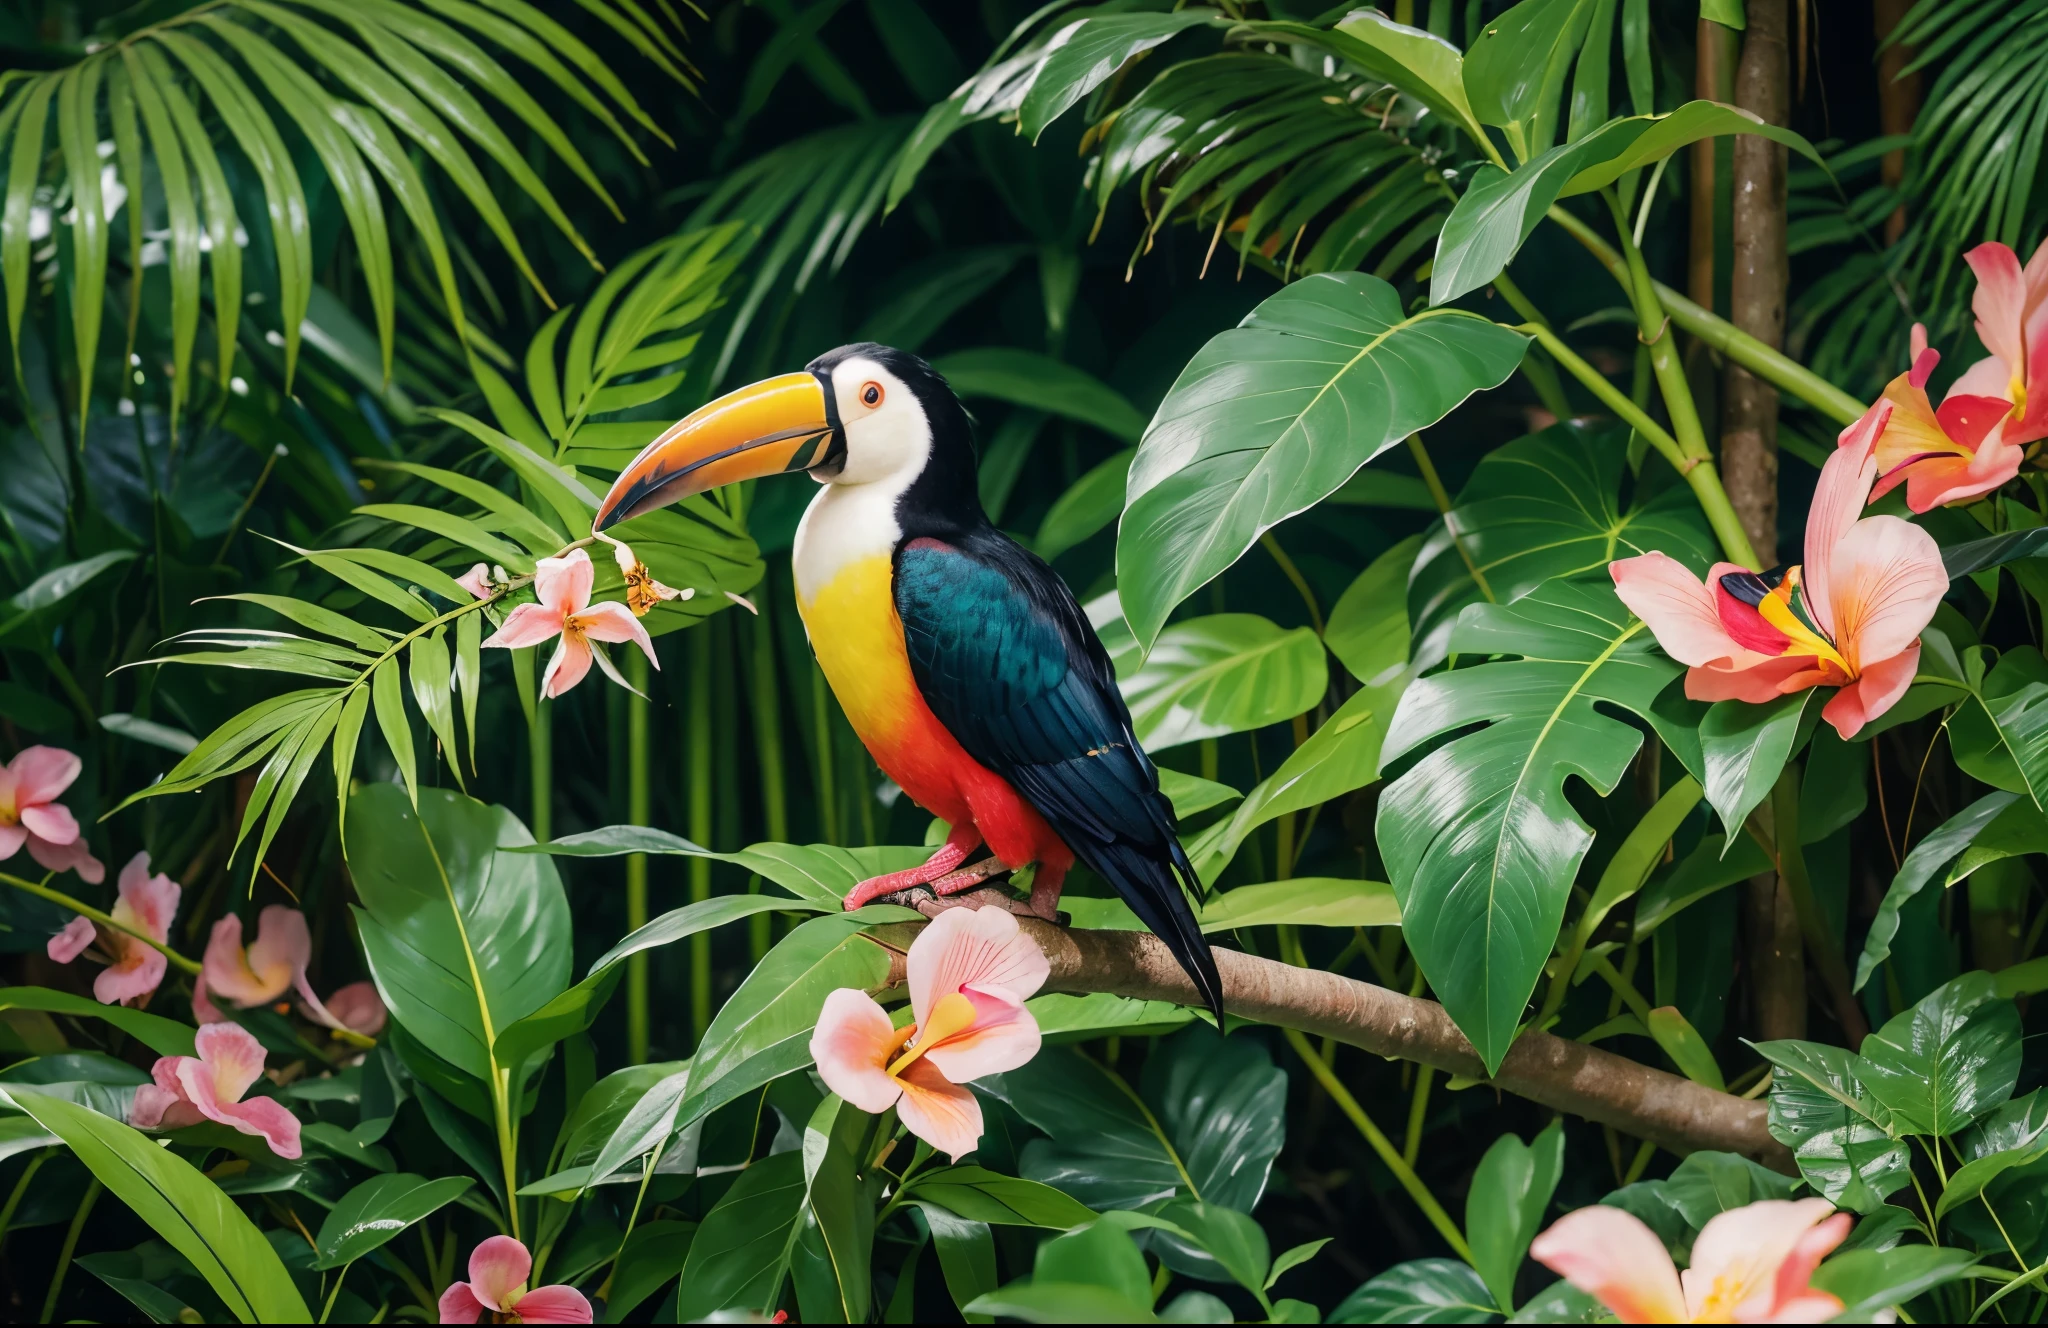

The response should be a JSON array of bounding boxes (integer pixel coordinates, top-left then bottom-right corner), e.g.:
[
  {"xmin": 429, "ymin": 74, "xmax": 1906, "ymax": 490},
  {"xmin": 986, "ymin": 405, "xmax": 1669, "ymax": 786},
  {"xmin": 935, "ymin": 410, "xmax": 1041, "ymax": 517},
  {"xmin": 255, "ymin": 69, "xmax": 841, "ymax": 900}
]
[
  {"xmin": 313, "ymin": 981, "xmax": 387, "ymax": 1037},
  {"xmin": 1531, "ymin": 1198, "xmax": 1851, "ymax": 1323},
  {"xmin": 1949, "ymin": 239, "xmax": 2048, "ymax": 447},
  {"xmin": 130, "ymin": 1022, "xmax": 301, "ymax": 1159},
  {"xmin": 0, "ymin": 746, "xmax": 103, "ymax": 883},
  {"xmin": 1610, "ymin": 416, "xmax": 1947, "ymax": 739},
  {"xmin": 45, "ymin": 852, "xmax": 180, "ymax": 1005},
  {"xmin": 1857, "ymin": 347, "xmax": 2023, "ymax": 512},
  {"xmin": 481, "ymin": 548, "xmax": 657, "ymax": 698},
  {"xmin": 455, "ymin": 562, "xmax": 492, "ymax": 599},
  {"xmin": 439, "ymin": 1235, "xmax": 592, "ymax": 1324},
  {"xmin": 201, "ymin": 904, "xmax": 360, "ymax": 1031},
  {"xmin": 811, "ymin": 905, "xmax": 1049, "ymax": 1160}
]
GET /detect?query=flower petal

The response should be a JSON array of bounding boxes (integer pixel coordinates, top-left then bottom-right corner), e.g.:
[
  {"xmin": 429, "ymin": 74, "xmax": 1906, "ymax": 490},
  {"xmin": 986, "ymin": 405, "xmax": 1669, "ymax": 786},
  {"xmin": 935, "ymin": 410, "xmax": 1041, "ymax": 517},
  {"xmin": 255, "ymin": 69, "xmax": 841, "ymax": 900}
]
[
  {"xmin": 321, "ymin": 981, "xmax": 388, "ymax": 1036},
  {"xmin": 510, "ymin": 1286, "xmax": 596, "ymax": 1324},
  {"xmin": 907, "ymin": 905, "xmax": 1051, "ymax": 1028},
  {"xmin": 1684, "ymin": 1197, "xmax": 1841, "ymax": 1322},
  {"xmin": 203, "ymin": 914, "xmax": 286, "ymax": 1006},
  {"xmin": 437, "ymin": 1282, "xmax": 487, "ymax": 1325},
  {"xmin": 541, "ymin": 633, "xmax": 593, "ymax": 698},
  {"xmin": 1809, "ymin": 415, "xmax": 1884, "ymax": 640},
  {"xmin": 922, "ymin": 984, "xmax": 1042, "ymax": 1084},
  {"xmin": 113, "ymin": 853, "xmax": 179, "ymax": 942},
  {"xmin": 533, "ymin": 549, "xmax": 594, "ymax": 618},
  {"xmin": 1825, "ymin": 516, "xmax": 1946, "ymax": 671},
  {"xmin": 215, "ymin": 1095, "xmax": 303, "ymax": 1160},
  {"xmin": 0, "ymin": 823, "xmax": 23, "ymax": 860},
  {"xmin": 466, "ymin": 1235, "xmax": 532, "ymax": 1313},
  {"xmin": 129, "ymin": 1081, "xmax": 201, "ymax": 1131},
  {"xmin": 1684, "ymin": 655, "xmax": 1817, "ymax": 704},
  {"xmin": 18, "ymin": 801, "xmax": 77, "ymax": 846},
  {"xmin": 1949, "ymin": 351, "xmax": 2014, "ymax": 404},
  {"xmin": 26, "ymin": 832, "xmax": 102, "ymax": 884},
  {"xmin": 246, "ymin": 906, "xmax": 310, "ymax": 995},
  {"xmin": 810, "ymin": 988, "xmax": 908, "ymax": 1115},
  {"xmin": 7, "ymin": 746, "xmax": 82, "ymax": 807},
  {"xmin": 1748, "ymin": 1292, "xmax": 1846, "ymax": 1324},
  {"xmin": 455, "ymin": 563, "xmax": 491, "ymax": 599},
  {"xmin": 1528, "ymin": 1205, "xmax": 1688, "ymax": 1325},
  {"xmin": 482, "ymin": 602, "xmax": 567, "ymax": 650},
  {"xmin": 574, "ymin": 600, "xmax": 658, "ymax": 670},
  {"xmin": 192, "ymin": 975, "xmax": 227, "ymax": 1025},
  {"xmin": 193, "ymin": 1020, "xmax": 269, "ymax": 1102},
  {"xmin": 1968, "ymin": 241, "xmax": 2029, "ymax": 377},
  {"xmin": 1611, "ymin": 554, "xmax": 1753, "ymax": 669},
  {"xmin": 1823, "ymin": 641, "xmax": 1920, "ymax": 741},
  {"xmin": 46, "ymin": 916, "xmax": 94, "ymax": 964},
  {"xmin": 1765, "ymin": 1212, "xmax": 1852, "ymax": 1317},
  {"xmin": 894, "ymin": 1056, "xmax": 984, "ymax": 1162},
  {"xmin": 94, "ymin": 946, "xmax": 167, "ymax": 1005}
]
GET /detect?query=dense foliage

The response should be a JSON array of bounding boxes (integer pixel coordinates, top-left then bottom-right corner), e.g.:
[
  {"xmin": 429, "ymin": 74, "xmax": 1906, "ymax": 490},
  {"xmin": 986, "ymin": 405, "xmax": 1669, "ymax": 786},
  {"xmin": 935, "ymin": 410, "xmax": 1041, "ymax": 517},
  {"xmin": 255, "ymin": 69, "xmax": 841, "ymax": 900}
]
[{"xmin": 0, "ymin": 0, "xmax": 2045, "ymax": 1323}]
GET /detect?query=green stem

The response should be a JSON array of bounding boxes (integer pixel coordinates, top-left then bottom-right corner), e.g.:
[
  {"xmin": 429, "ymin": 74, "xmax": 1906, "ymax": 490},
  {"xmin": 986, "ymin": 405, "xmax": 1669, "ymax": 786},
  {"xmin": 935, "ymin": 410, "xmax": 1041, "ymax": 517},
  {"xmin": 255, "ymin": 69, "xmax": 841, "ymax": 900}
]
[
  {"xmin": 750, "ymin": 595, "xmax": 790, "ymax": 961},
  {"xmin": 1406, "ymin": 433, "xmax": 1493, "ymax": 602},
  {"xmin": 0, "ymin": 870, "xmax": 202, "ymax": 974},
  {"xmin": 1514, "ymin": 322, "xmax": 1760, "ymax": 569},
  {"xmin": 626, "ymin": 647, "xmax": 651, "ymax": 1065},
  {"xmin": 812, "ymin": 664, "xmax": 839, "ymax": 845},
  {"xmin": 40, "ymin": 1178, "xmax": 99, "ymax": 1324},
  {"xmin": 688, "ymin": 626, "xmax": 714, "ymax": 1044},
  {"xmin": 319, "ymin": 1261, "xmax": 353, "ymax": 1325},
  {"xmin": 1770, "ymin": 767, "xmax": 1871, "ymax": 1047},
  {"xmin": 1402, "ymin": 1064, "xmax": 1434, "ymax": 1166},
  {"xmin": 1259, "ymin": 532, "xmax": 1323, "ymax": 635},
  {"xmin": 1545, "ymin": 204, "xmax": 1866, "ymax": 425},
  {"xmin": 0, "ymin": 1150, "xmax": 46, "ymax": 1245},
  {"xmin": 1491, "ymin": 272, "xmax": 1575, "ymax": 421},
  {"xmin": 530, "ymin": 695, "xmax": 552, "ymax": 843},
  {"xmin": 1601, "ymin": 189, "xmax": 1711, "ymax": 462}
]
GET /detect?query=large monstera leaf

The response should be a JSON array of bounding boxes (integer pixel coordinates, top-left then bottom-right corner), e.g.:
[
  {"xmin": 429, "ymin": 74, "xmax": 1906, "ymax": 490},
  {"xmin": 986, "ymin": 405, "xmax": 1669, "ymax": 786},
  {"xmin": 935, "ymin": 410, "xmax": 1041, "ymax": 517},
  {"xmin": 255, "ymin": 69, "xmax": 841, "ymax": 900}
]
[
  {"xmin": 1117, "ymin": 272, "xmax": 1529, "ymax": 650},
  {"xmin": 1407, "ymin": 424, "xmax": 1717, "ymax": 669},
  {"xmin": 1377, "ymin": 579, "xmax": 1703, "ymax": 1071}
]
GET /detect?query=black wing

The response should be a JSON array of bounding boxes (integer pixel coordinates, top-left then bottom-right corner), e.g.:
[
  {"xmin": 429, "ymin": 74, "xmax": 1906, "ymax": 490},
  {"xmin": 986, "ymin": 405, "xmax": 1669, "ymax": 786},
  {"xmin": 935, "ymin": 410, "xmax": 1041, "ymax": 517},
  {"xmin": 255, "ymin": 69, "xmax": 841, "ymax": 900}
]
[{"xmin": 893, "ymin": 529, "xmax": 1222, "ymax": 1019}]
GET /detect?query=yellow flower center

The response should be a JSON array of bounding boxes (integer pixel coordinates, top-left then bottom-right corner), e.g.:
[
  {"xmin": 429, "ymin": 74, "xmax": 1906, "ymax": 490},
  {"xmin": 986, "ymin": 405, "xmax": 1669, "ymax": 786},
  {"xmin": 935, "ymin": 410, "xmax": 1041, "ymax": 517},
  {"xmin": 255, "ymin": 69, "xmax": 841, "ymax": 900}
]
[
  {"xmin": 1755, "ymin": 567, "xmax": 1852, "ymax": 675},
  {"xmin": 886, "ymin": 992, "xmax": 977, "ymax": 1079},
  {"xmin": 2012, "ymin": 373, "xmax": 2029, "ymax": 422}
]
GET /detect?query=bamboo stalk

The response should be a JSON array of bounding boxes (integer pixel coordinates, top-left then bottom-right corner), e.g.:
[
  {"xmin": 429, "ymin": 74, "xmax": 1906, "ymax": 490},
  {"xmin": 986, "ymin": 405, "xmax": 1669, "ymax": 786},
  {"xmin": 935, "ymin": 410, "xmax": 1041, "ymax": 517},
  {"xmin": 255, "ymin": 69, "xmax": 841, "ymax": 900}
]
[
  {"xmin": 688, "ymin": 625, "xmax": 714, "ymax": 1043},
  {"xmin": 750, "ymin": 586, "xmax": 790, "ymax": 962},
  {"xmin": 626, "ymin": 647, "xmax": 651, "ymax": 1064}
]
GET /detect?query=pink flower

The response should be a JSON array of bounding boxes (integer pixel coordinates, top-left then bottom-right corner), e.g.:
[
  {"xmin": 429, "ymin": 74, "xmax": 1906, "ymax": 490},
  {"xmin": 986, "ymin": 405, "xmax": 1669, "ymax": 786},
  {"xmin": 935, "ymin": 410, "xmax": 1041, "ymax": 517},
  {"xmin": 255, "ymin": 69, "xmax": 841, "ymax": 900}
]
[
  {"xmin": 455, "ymin": 563, "xmax": 493, "ymax": 599},
  {"xmin": 203, "ymin": 905, "xmax": 310, "ymax": 1008},
  {"xmin": 0, "ymin": 746, "xmax": 103, "ymax": 884},
  {"xmin": 1530, "ymin": 1198, "xmax": 1851, "ymax": 1323},
  {"xmin": 44, "ymin": 852, "xmax": 180, "ymax": 1005},
  {"xmin": 481, "ymin": 548, "xmax": 657, "ymax": 698},
  {"xmin": 1857, "ymin": 347, "xmax": 2023, "ymax": 512},
  {"xmin": 597, "ymin": 533, "xmax": 686, "ymax": 617},
  {"xmin": 810, "ymin": 905, "xmax": 1048, "ymax": 1161},
  {"xmin": 439, "ymin": 1235, "xmax": 592, "ymax": 1324},
  {"xmin": 1950, "ymin": 239, "xmax": 2048, "ymax": 447},
  {"xmin": 129, "ymin": 1021, "xmax": 301, "ymax": 1159},
  {"xmin": 1610, "ymin": 417, "xmax": 1947, "ymax": 739},
  {"xmin": 313, "ymin": 980, "xmax": 387, "ymax": 1037}
]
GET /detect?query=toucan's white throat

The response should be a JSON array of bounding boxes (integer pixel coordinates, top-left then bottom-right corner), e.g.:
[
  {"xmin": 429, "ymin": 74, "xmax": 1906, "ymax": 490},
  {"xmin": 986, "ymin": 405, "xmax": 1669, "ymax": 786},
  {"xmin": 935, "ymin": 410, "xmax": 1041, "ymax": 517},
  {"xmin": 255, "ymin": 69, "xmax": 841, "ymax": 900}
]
[{"xmin": 791, "ymin": 356, "xmax": 930, "ymax": 605}]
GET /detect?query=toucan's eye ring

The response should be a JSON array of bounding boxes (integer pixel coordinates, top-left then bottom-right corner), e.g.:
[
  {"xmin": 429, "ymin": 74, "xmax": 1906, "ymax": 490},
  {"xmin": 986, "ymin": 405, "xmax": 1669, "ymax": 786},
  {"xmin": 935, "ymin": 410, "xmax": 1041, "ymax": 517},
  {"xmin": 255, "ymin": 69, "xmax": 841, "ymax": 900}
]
[{"xmin": 860, "ymin": 381, "xmax": 883, "ymax": 407}]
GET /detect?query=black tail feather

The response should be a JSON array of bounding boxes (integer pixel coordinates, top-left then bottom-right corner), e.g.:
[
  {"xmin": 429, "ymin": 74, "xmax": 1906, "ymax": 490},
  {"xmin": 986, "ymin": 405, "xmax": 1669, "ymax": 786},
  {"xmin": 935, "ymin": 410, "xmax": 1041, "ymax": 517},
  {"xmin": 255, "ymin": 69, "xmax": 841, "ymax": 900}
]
[{"xmin": 1082, "ymin": 839, "xmax": 1226, "ymax": 1026}]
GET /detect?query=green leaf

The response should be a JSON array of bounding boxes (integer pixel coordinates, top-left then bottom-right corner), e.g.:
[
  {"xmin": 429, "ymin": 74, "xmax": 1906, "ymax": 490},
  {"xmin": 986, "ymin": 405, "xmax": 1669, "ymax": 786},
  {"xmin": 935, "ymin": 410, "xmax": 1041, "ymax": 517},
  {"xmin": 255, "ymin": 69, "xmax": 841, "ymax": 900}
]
[
  {"xmin": 408, "ymin": 629, "xmax": 461, "ymax": 789},
  {"xmin": 904, "ymin": 1166, "xmax": 1097, "ymax": 1230},
  {"xmin": 1186, "ymin": 689, "xmax": 1396, "ymax": 883},
  {"xmin": 131, "ymin": 45, "xmax": 240, "ymax": 386},
  {"xmin": 2, "ymin": 77, "xmax": 55, "ymax": 380},
  {"xmin": 1117, "ymin": 613, "xmax": 1326, "ymax": 751},
  {"xmin": 1948, "ymin": 645, "xmax": 2048, "ymax": 807},
  {"xmin": 1324, "ymin": 534, "xmax": 1418, "ymax": 687},
  {"xmin": 1465, "ymin": 1120, "xmax": 1564, "ymax": 1313},
  {"xmin": 1854, "ymin": 793, "xmax": 2016, "ymax": 990},
  {"xmin": 313, "ymin": 1173, "xmax": 472, "ymax": 1270},
  {"xmin": 1378, "ymin": 579, "xmax": 1695, "ymax": 1072},
  {"xmin": 1463, "ymin": 0, "xmax": 1596, "ymax": 154},
  {"xmin": 1157, "ymin": 1199, "xmax": 1273, "ymax": 1308},
  {"xmin": 1858, "ymin": 972, "xmax": 2022, "ymax": 1137},
  {"xmin": 966, "ymin": 1281, "xmax": 1159, "ymax": 1325},
  {"xmin": 1197, "ymin": 878, "xmax": 1399, "ymax": 932},
  {"xmin": 605, "ymin": 1219, "xmax": 694, "ymax": 1321},
  {"xmin": 1024, "ymin": 992, "xmax": 1196, "ymax": 1042},
  {"xmin": 0, "ymin": 988, "xmax": 194, "ymax": 1058},
  {"xmin": 1806, "ymin": 1247, "xmax": 1978, "ymax": 1323},
  {"xmin": 799, "ymin": 1095, "xmax": 876, "ymax": 1322},
  {"xmin": 672, "ymin": 1150, "xmax": 806, "ymax": 1322},
  {"xmin": 1753, "ymin": 1039, "xmax": 1911, "ymax": 1212},
  {"xmin": 1157, "ymin": 769, "xmax": 1241, "ymax": 819},
  {"xmin": 349, "ymin": 785, "xmax": 570, "ymax": 1082},
  {"xmin": 1936, "ymin": 1105, "xmax": 2048, "ymax": 1222},
  {"xmin": 0, "ymin": 1089, "xmax": 311, "ymax": 1323},
  {"xmin": 1326, "ymin": 11, "xmax": 1484, "ymax": 139},
  {"xmin": 1646, "ymin": 1006, "xmax": 1726, "ymax": 1092},
  {"xmin": 1017, "ymin": 12, "xmax": 1219, "ymax": 141},
  {"xmin": 1037, "ymin": 449, "xmax": 1135, "ymax": 563},
  {"xmin": 57, "ymin": 62, "xmax": 106, "ymax": 435},
  {"xmin": 2, "ymin": 551, "xmax": 138, "ymax": 627},
  {"xmin": 1407, "ymin": 424, "xmax": 1717, "ymax": 669},
  {"xmin": 370, "ymin": 657, "xmax": 418, "ymax": 807},
  {"xmin": 1119, "ymin": 273, "xmax": 1528, "ymax": 649},
  {"xmin": 933, "ymin": 348, "xmax": 1146, "ymax": 444},
  {"xmin": 1329, "ymin": 1258, "xmax": 1501, "ymax": 1324},
  {"xmin": 1700, "ymin": 691, "xmax": 1812, "ymax": 837}
]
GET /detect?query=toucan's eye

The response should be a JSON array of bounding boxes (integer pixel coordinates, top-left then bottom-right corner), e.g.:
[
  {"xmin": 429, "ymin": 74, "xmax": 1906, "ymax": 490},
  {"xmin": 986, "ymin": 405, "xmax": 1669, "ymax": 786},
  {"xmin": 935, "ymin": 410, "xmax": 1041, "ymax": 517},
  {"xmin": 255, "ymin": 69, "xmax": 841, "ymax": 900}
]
[{"xmin": 860, "ymin": 381, "xmax": 883, "ymax": 407}]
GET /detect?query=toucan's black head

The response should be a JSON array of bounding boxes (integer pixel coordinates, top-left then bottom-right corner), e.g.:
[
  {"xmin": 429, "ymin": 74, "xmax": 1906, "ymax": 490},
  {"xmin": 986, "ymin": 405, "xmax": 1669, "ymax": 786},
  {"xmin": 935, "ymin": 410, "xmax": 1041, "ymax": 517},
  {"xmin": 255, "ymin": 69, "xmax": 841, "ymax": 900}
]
[{"xmin": 592, "ymin": 342, "xmax": 985, "ymax": 534}]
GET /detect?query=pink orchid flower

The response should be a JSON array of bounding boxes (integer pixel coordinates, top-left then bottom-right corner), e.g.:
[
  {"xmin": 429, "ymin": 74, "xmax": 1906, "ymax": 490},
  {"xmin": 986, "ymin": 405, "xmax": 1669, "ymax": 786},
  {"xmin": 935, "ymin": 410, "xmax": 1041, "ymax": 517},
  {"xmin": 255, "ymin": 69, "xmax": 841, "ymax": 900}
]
[
  {"xmin": 1857, "ymin": 346, "xmax": 2024, "ymax": 512},
  {"xmin": 1951, "ymin": 239, "xmax": 2048, "ymax": 446},
  {"xmin": 317, "ymin": 980, "xmax": 388, "ymax": 1037},
  {"xmin": 129, "ymin": 1021, "xmax": 302, "ymax": 1159},
  {"xmin": 45, "ymin": 852, "xmax": 179, "ymax": 1005},
  {"xmin": 811, "ymin": 905, "xmax": 1049, "ymax": 1161},
  {"xmin": 439, "ymin": 1235, "xmax": 592, "ymax": 1324},
  {"xmin": 455, "ymin": 563, "xmax": 493, "ymax": 599},
  {"xmin": 481, "ymin": 548, "xmax": 657, "ymax": 698},
  {"xmin": 1610, "ymin": 412, "xmax": 1947, "ymax": 739},
  {"xmin": 1531, "ymin": 1197, "xmax": 1851, "ymax": 1323},
  {"xmin": 197, "ymin": 904, "xmax": 363, "ymax": 1032},
  {"xmin": 0, "ymin": 746, "xmax": 104, "ymax": 884}
]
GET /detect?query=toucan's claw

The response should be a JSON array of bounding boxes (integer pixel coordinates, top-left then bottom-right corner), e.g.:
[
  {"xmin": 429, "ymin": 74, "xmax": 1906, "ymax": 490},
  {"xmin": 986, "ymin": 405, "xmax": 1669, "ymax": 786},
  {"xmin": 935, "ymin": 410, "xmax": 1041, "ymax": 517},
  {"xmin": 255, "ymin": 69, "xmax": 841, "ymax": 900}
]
[{"xmin": 930, "ymin": 855, "xmax": 1006, "ymax": 895}]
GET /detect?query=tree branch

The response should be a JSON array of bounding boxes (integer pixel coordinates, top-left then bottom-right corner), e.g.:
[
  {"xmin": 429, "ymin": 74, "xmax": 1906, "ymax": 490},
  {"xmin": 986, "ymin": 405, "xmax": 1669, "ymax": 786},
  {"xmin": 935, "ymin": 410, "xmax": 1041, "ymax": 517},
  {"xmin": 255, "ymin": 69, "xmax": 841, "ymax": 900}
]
[{"xmin": 871, "ymin": 912, "xmax": 1793, "ymax": 1174}]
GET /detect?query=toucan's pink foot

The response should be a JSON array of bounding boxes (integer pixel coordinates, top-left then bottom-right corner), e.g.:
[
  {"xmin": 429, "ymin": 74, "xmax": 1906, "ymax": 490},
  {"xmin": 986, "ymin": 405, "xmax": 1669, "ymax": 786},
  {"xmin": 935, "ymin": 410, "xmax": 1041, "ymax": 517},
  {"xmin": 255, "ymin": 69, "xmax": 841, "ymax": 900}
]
[
  {"xmin": 931, "ymin": 856, "xmax": 1007, "ymax": 895},
  {"xmin": 842, "ymin": 827, "xmax": 982, "ymax": 910},
  {"xmin": 1011, "ymin": 860, "xmax": 1067, "ymax": 922}
]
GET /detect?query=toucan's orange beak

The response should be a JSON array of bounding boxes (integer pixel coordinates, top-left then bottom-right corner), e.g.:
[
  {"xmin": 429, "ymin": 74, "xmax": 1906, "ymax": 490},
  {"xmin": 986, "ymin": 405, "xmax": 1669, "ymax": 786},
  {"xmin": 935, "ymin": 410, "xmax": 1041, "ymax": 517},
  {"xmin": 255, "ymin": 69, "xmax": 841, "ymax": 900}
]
[{"xmin": 592, "ymin": 371, "xmax": 839, "ymax": 532}]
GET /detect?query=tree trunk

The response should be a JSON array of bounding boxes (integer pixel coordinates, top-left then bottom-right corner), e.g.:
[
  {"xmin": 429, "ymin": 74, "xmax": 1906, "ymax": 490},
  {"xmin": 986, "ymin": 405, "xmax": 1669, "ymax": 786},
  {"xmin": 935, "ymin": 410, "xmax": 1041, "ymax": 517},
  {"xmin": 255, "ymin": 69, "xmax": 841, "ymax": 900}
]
[
  {"xmin": 1724, "ymin": 0, "xmax": 1790, "ymax": 568},
  {"xmin": 1874, "ymin": 0, "xmax": 1924, "ymax": 245},
  {"xmin": 1689, "ymin": 20, "xmax": 1742, "ymax": 446},
  {"xmin": 1747, "ymin": 873, "xmax": 1808, "ymax": 1040}
]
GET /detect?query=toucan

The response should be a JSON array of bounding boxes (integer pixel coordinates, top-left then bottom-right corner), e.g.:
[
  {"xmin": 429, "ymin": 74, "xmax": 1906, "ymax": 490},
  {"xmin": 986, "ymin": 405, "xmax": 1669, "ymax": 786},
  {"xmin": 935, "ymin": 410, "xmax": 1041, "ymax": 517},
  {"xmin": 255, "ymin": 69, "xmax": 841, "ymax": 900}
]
[{"xmin": 591, "ymin": 343, "xmax": 1224, "ymax": 1017}]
